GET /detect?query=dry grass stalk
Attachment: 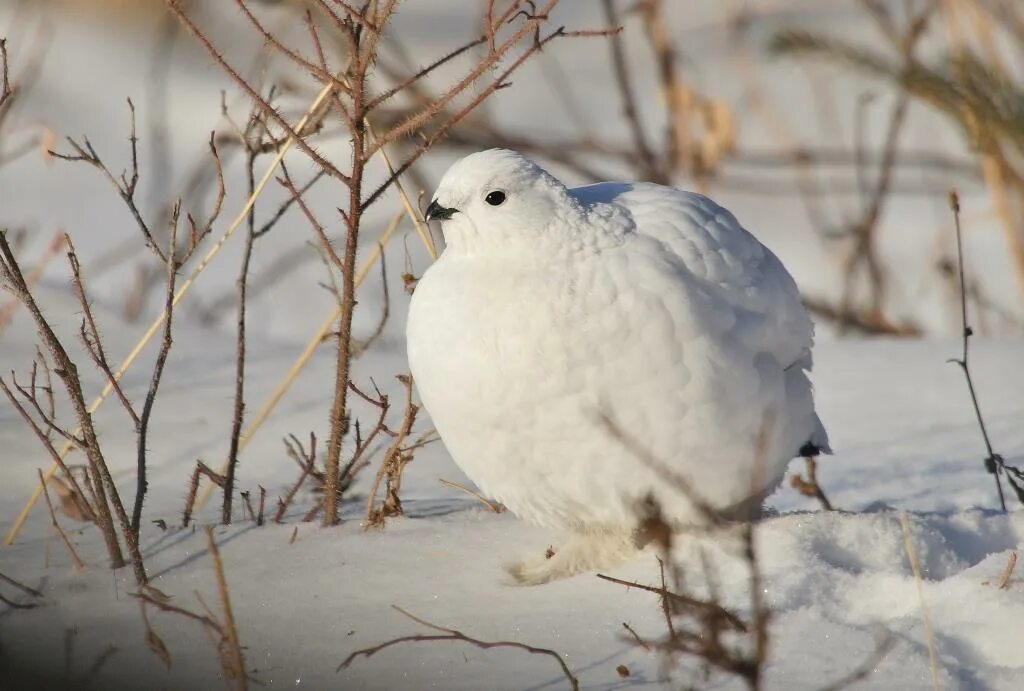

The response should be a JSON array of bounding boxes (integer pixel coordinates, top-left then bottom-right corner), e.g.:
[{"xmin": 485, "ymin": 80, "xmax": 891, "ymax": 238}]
[
  {"xmin": 133, "ymin": 528, "xmax": 248, "ymax": 687},
  {"xmin": 996, "ymin": 551, "xmax": 1018, "ymax": 589},
  {"xmin": 0, "ymin": 231, "xmax": 151, "ymax": 584},
  {"xmin": 437, "ymin": 478, "xmax": 504, "ymax": 514},
  {"xmin": 339, "ymin": 604, "xmax": 579, "ymax": 690},
  {"xmin": 205, "ymin": 526, "xmax": 247, "ymax": 690},
  {"xmin": 899, "ymin": 512, "xmax": 941, "ymax": 691},
  {"xmin": 38, "ymin": 469, "xmax": 86, "ymax": 569}
]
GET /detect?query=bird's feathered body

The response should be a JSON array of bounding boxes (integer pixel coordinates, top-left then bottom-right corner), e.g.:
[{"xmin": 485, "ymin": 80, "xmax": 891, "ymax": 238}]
[{"xmin": 407, "ymin": 150, "xmax": 828, "ymax": 580}]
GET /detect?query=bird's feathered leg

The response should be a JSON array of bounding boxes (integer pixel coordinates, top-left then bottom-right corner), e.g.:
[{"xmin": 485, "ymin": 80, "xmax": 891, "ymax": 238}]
[{"xmin": 505, "ymin": 530, "xmax": 639, "ymax": 585}]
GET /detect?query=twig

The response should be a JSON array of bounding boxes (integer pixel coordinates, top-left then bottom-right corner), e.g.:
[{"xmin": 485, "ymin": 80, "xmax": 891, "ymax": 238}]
[
  {"xmin": 132, "ymin": 218, "xmax": 179, "ymax": 534},
  {"xmin": 899, "ymin": 513, "xmax": 941, "ymax": 691},
  {"xmin": 0, "ymin": 232, "xmax": 67, "ymax": 335},
  {"xmin": 621, "ymin": 622, "xmax": 650, "ymax": 651},
  {"xmin": 596, "ymin": 573, "xmax": 747, "ymax": 633},
  {"xmin": 49, "ymin": 101, "xmax": 167, "ymax": 262},
  {"xmin": 4, "ymin": 77, "xmax": 337, "ymax": 547},
  {"xmin": 182, "ymin": 461, "xmax": 225, "ymax": 527},
  {"xmin": 190, "ymin": 210, "xmax": 404, "ymax": 515},
  {"xmin": 947, "ymin": 190, "xmax": 1009, "ymax": 511},
  {"xmin": 223, "ymin": 132, "xmax": 262, "ymax": 526},
  {"xmin": 39, "ymin": 469, "xmax": 86, "ymax": 569},
  {"xmin": 0, "ymin": 376, "xmax": 93, "ymax": 517},
  {"xmin": 0, "ymin": 232, "xmax": 144, "ymax": 581},
  {"xmin": 338, "ymin": 605, "xmax": 579, "ymax": 690},
  {"xmin": 365, "ymin": 375, "xmax": 419, "ymax": 525}
]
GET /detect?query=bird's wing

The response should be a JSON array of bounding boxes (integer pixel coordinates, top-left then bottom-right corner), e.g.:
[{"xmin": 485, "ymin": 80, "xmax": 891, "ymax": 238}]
[{"xmin": 572, "ymin": 182, "xmax": 815, "ymax": 372}]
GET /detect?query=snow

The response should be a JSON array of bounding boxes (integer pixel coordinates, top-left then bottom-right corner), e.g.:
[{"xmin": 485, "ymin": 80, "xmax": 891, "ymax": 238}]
[{"xmin": 2, "ymin": 1, "xmax": 1023, "ymax": 689}]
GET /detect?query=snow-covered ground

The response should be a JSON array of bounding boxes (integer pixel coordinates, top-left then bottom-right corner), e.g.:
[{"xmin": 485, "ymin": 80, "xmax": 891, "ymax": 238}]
[
  {"xmin": 2, "ymin": 286, "xmax": 1021, "ymax": 690},
  {"xmin": 2, "ymin": 2, "xmax": 1023, "ymax": 689}
]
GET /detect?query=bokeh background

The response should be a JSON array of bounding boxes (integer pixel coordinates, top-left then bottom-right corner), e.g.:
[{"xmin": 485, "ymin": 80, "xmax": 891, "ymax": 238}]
[{"xmin": 3, "ymin": 0, "xmax": 1022, "ymax": 348}]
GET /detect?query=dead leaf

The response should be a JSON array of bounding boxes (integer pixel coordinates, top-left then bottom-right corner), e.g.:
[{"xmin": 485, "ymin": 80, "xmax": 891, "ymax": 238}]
[{"xmin": 48, "ymin": 475, "xmax": 94, "ymax": 523}]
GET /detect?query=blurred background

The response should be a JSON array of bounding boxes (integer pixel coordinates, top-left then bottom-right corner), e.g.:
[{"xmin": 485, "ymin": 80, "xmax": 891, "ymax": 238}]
[{"xmin": 1, "ymin": 0, "xmax": 1023, "ymax": 350}]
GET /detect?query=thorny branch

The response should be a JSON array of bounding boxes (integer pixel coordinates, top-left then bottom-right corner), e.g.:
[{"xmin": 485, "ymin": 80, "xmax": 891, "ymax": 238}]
[
  {"xmin": 339, "ymin": 605, "xmax": 579, "ymax": 691},
  {"xmin": 50, "ymin": 102, "xmax": 167, "ymax": 263},
  {"xmin": 0, "ymin": 231, "xmax": 148, "ymax": 584}
]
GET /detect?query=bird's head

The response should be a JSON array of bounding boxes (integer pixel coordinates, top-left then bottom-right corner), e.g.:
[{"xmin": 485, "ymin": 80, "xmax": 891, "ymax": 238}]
[{"xmin": 424, "ymin": 149, "xmax": 575, "ymax": 254}]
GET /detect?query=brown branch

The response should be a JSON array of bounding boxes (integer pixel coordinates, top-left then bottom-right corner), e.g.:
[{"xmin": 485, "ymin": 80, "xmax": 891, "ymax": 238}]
[
  {"xmin": 222, "ymin": 143, "xmax": 259, "ymax": 525},
  {"xmin": 0, "ymin": 232, "xmax": 67, "ymax": 335},
  {"xmin": 132, "ymin": 216, "xmax": 178, "ymax": 533},
  {"xmin": 233, "ymin": 0, "xmax": 352, "ymax": 98},
  {"xmin": 67, "ymin": 238, "xmax": 140, "ymax": 427},
  {"xmin": 49, "ymin": 102, "xmax": 167, "ymax": 263},
  {"xmin": 164, "ymin": 0, "xmax": 349, "ymax": 184},
  {"xmin": 947, "ymin": 190, "xmax": 1010, "ymax": 510},
  {"xmin": 362, "ymin": 23, "xmax": 617, "ymax": 210},
  {"xmin": 802, "ymin": 296, "xmax": 921, "ymax": 336},
  {"xmin": 10, "ymin": 372, "xmax": 80, "ymax": 445},
  {"xmin": 0, "ymin": 231, "xmax": 139, "ymax": 579},
  {"xmin": 275, "ymin": 433, "xmax": 317, "ymax": 523},
  {"xmin": 182, "ymin": 461, "xmax": 225, "ymax": 527},
  {"xmin": 338, "ymin": 605, "xmax": 579, "ymax": 690},
  {"xmin": 597, "ymin": 573, "xmax": 748, "ymax": 633},
  {"xmin": 365, "ymin": 374, "xmax": 419, "ymax": 525},
  {"xmin": 363, "ymin": 1, "xmax": 559, "ymax": 158},
  {"xmin": 1, "ymin": 374, "xmax": 88, "ymax": 501}
]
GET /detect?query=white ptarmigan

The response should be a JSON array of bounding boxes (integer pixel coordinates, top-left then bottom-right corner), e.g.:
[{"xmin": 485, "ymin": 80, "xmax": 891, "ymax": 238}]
[{"xmin": 407, "ymin": 149, "xmax": 829, "ymax": 584}]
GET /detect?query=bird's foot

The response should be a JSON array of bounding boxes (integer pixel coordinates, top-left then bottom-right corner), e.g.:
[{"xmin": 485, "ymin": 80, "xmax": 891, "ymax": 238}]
[{"xmin": 505, "ymin": 531, "xmax": 638, "ymax": 586}]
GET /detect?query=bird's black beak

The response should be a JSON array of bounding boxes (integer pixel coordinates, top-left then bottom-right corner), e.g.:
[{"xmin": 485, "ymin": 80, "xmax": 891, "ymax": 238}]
[{"xmin": 424, "ymin": 199, "xmax": 457, "ymax": 222}]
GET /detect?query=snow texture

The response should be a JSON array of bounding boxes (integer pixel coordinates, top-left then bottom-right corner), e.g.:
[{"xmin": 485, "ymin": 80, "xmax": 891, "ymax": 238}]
[{"xmin": 1, "ymin": 2, "xmax": 1023, "ymax": 689}]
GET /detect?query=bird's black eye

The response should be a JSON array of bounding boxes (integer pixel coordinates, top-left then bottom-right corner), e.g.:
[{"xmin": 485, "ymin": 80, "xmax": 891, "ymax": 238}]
[{"xmin": 484, "ymin": 190, "xmax": 507, "ymax": 206}]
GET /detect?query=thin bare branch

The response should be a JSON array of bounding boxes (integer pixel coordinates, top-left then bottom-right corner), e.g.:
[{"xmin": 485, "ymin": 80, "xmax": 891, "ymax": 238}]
[{"xmin": 339, "ymin": 605, "xmax": 579, "ymax": 690}]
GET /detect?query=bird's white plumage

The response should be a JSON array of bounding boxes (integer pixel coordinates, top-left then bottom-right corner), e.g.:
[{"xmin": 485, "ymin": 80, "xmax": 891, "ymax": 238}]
[{"xmin": 407, "ymin": 150, "xmax": 828, "ymax": 578}]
